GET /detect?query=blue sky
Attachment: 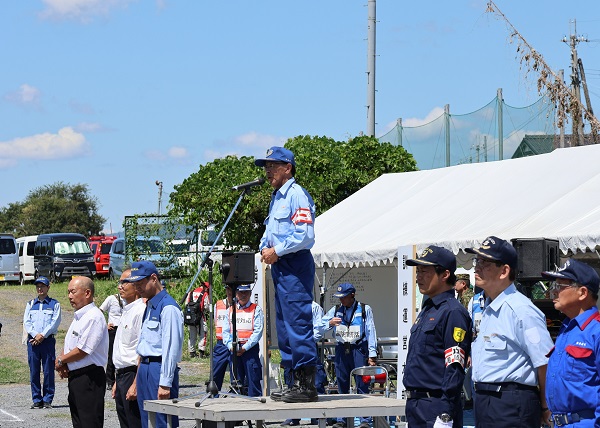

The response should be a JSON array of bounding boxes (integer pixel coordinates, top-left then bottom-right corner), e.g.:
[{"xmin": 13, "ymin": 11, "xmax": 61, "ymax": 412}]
[{"xmin": 1, "ymin": 0, "xmax": 599, "ymax": 234}]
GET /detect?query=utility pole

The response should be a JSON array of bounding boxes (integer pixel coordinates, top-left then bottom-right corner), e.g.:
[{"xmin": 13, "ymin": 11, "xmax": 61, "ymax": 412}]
[
  {"xmin": 578, "ymin": 58, "xmax": 597, "ymax": 144},
  {"xmin": 562, "ymin": 19, "xmax": 588, "ymax": 146},
  {"xmin": 156, "ymin": 180, "xmax": 163, "ymax": 216},
  {"xmin": 366, "ymin": 0, "xmax": 376, "ymax": 136}
]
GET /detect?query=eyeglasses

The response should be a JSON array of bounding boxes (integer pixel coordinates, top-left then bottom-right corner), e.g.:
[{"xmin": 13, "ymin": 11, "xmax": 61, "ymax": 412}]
[
  {"xmin": 548, "ymin": 281, "xmax": 580, "ymax": 292},
  {"xmin": 473, "ymin": 258, "xmax": 500, "ymax": 268}
]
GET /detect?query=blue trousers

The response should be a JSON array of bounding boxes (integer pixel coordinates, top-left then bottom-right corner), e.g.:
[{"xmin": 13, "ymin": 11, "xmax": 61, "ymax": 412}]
[
  {"xmin": 271, "ymin": 250, "xmax": 317, "ymax": 370},
  {"xmin": 233, "ymin": 345, "xmax": 262, "ymax": 397},
  {"xmin": 335, "ymin": 341, "xmax": 370, "ymax": 424},
  {"xmin": 474, "ymin": 388, "xmax": 540, "ymax": 428},
  {"xmin": 212, "ymin": 340, "xmax": 232, "ymax": 391},
  {"xmin": 137, "ymin": 361, "xmax": 179, "ymax": 428},
  {"xmin": 27, "ymin": 336, "xmax": 56, "ymax": 404}
]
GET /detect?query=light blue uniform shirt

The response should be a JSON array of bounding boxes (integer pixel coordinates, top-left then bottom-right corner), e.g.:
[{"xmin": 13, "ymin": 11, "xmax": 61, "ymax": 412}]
[
  {"xmin": 24, "ymin": 296, "xmax": 61, "ymax": 338},
  {"xmin": 471, "ymin": 284, "xmax": 553, "ymax": 386},
  {"xmin": 312, "ymin": 302, "xmax": 325, "ymax": 342},
  {"xmin": 222, "ymin": 301, "xmax": 264, "ymax": 352},
  {"xmin": 137, "ymin": 290, "xmax": 183, "ymax": 388},
  {"xmin": 322, "ymin": 301, "xmax": 378, "ymax": 358},
  {"xmin": 259, "ymin": 177, "xmax": 315, "ymax": 257}
]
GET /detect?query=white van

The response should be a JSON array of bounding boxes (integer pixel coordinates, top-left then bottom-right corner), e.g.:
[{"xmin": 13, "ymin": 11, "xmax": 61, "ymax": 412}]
[
  {"xmin": 17, "ymin": 235, "xmax": 38, "ymax": 285},
  {"xmin": 0, "ymin": 234, "xmax": 20, "ymax": 283}
]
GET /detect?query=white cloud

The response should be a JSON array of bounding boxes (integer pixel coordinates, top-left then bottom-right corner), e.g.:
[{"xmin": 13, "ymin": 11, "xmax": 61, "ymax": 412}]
[
  {"xmin": 74, "ymin": 122, "xmax": 106, "ymax": 133},
  {"xmin": 0, "ymin": 127, "xmax": 89, "ymax": 164},
  {"xmin": 403, "ymin": 107, "xmax": 446, "ymax": 127},
  {"xmin": 39, "ymin": 0, "xmax": 135, "ymax": 22},
  {"xmin": 203, "ymin": 132, "xmax": 286, "ymax": 162},
  {"xmin": 167, "ymin": 146, "xmax": 189, "ymax": 159},
  {"xmin": 4, "ymin": 84, "xmax": 42, "ymax": 109}
]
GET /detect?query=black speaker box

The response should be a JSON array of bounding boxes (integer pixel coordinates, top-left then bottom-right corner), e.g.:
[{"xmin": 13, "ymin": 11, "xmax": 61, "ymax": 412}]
[
  {"xmin": 511, "ymin": 238, "xmax": 559, "ymax": 281},
  {"xmin": 221, "ymin": 251, "xmax": 256, "ymax": 286}
]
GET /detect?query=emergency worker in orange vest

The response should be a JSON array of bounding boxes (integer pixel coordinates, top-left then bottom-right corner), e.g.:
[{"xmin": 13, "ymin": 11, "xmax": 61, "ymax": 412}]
[
  {"xmin": 212, "ymin": 284, "xmax": 234, "ymax": 391},
  {"xmin": 222, "ymin": 284, "xmax": 264, "ymax": 397}
]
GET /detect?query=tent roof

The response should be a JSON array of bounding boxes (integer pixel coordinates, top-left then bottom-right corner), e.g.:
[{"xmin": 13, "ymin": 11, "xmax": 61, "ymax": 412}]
[{"xmin": 312, "ymin": 144, "xmax": 600, "ymax": 268}]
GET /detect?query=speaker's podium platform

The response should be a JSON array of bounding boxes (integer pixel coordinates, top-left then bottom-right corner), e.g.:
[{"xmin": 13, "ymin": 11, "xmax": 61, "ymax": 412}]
[{"xmin": 144, "ymin": 394, "xmax": 405, "ymax": 428}]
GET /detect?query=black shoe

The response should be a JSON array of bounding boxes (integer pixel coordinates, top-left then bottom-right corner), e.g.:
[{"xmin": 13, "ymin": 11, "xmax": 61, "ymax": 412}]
[
  {"xmin": 282, "ymin": 366, "xmax": 318, "ymax": 403},
  {"xmin": 190, "ymin": 351, "xmax": 197, "ymax": 358},
  {"xmin": 31, "ymin": 402, "xmax": 43, "ymax": 409},
  {"xmin": 43, "ymin": 402, "xmax": 52, "ymax": 409},
  {"xmin": 270, "ymin": 387, "xmax": 288, "ymax": 402},
  {"xmin": 281, "ymin": 419, "xmax": 300, "ymax": 426},
  {"xmin": 106, "ymin": 383, "xmax": 114, "ymax": 390},
  {"xmin": 331, "ymin": 423, "xmax": 345, "ymax": 428}
]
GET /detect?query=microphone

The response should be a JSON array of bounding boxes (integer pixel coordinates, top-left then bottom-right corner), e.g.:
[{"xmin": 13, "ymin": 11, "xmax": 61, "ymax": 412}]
[{"xmin": 231, "ymin": 178, "xmax": 266, "ymax": 191}]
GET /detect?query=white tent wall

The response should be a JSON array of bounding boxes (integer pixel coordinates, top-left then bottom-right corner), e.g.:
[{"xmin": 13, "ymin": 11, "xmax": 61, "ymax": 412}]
[{"xmin": 312, "ymin": 144, "xmax": 600, "ymax": 268}]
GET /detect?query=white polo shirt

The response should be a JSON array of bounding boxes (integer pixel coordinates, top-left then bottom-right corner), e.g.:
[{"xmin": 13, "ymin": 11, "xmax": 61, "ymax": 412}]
[{"xmin": 113, "ymin": 298, "xmax": 146, "ymax": 369}]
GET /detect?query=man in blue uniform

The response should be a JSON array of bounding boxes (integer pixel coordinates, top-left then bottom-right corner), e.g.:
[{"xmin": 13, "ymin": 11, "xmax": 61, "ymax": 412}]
[
  {"xmin": 403, "ymin": 246, "xmax": 471, "ymax": 428},
  {"xmin": 124, "ymin": 261, "xmax": 184, "ymax": 428},
  {"xmin": 467, "ymin": 236, "xmax": 554, "ymax": 428},
  {"xmin": 222, "ymin": 284, "xmax": 264, "ymax": 397},
  {"xmin": 542, "ymin": 259, "xmax": 600, "ymax": 428},
  {"xmin": 256, "ymin": 146, "xmax": 318, "ymax": 403},
  {"xmin": 24, "ymin": 276, "xmax": 61, "ymax": 409},
  {"xmin": 322, "ymin": 283, "xmax": 378, "ymax": 428}
]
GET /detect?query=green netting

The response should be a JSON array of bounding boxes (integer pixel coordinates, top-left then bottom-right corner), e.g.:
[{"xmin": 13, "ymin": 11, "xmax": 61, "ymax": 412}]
[{"xmin": 379, "ymin": 94, "xmax": 556, "ymax": 170}]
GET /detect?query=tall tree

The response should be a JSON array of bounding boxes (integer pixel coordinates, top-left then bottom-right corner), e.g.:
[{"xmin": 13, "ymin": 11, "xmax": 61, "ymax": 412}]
[
  {"xmin": 169, "ymin": 135, "xmax": 417, "ymax": 251},
  {"xmin": 0, "ymin": 182, "xmax": 106, "ymax": 237}
]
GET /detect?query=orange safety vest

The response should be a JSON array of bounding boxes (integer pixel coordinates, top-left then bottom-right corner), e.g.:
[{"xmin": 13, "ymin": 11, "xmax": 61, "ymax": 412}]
[
  {"xmin": 229, "ymin": 303, "xmax": 256, "ymax": 343},
  {"xmin": 215, "ymin": 299, "xmax": 229, "ymax": 340}
]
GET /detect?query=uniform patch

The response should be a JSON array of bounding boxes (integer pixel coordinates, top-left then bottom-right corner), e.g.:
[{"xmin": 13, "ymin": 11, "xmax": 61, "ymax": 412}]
[
  {"xmin": 444, "ymin": 346, "xmax": 465, "ymax": 367},
  {"xmin": 453, "ymin": 327, "xmax": 466, "ymax": 343},
  {"xmin": 525, "ymin": 327, "xmax": 541, "ymax": 344},
  {"xmin": 291, "ymin": 208, "xmax": 313, "ymax": 225}
]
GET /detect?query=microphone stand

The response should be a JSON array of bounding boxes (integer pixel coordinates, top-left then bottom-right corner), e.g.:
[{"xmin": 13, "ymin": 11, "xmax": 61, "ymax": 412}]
[{"xmin": 177, "ymin": 186, "xmax": 266, "ymax": 407}]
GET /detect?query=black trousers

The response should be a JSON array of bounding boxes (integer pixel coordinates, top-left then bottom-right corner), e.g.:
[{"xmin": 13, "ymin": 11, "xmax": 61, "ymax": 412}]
[
  {"xmin": 115, "ymin": 369, "xmax": 142, "ymax": 428},
  {"xmin": 474, "ymin": 387, "xmax": 541, "ymax": 428},
  {"xmin": 106, "ymin": 327, "xmax": 118, "ymax": 385},
  {"xmin": 68, "ymin": 365, "xmax": 105, "ymax": 428}
]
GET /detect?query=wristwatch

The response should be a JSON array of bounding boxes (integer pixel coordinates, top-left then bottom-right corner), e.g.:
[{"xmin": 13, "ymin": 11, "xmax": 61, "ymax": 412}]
[
  {"xmin": 57, "ymin": 357, "xmax": 63, "ymax": 367},
  {"xmin": 439, "ymin": 413, "xmax": 453, "ymax": 423}
]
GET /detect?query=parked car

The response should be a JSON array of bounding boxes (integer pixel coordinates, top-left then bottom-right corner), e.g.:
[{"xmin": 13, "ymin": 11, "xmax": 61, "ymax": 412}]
[
  {"xmin": 109, "ymin": 236, "xmax": 180, "ymax": 279},
  {"xmin": 0, "ymin": 233, "xmax": 20, "ymax": 283},
  {"xmin": 89, "ymin": 235, "xmax": 117, "ymax": 277},
  {"xmin": 17, "ymin": 235, "xmax": 38, "ymax": 285},
  {"xmin": 34, "ymin": 233, "xmax": 96, "ymax": 282}
]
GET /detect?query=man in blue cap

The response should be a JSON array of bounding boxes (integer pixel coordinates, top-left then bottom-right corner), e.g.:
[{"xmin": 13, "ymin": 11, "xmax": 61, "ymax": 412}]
[
  {"xmin": 24, "ymin": 276, "xmax": 61, "ymax": 409},
  {"xmin": 123, "ymin": 261, "xmax": 183, "ymax": 428},
  {"xmin": 403, "ymin": 246, "xmax": 471, "ymax": 428},
  {"xmin": 322, "ymin": 282, "xmax": 378, "ymax": 428},
  {"xmin": 255, "ymin": 146, "xmax": 319, "ymax": 403},
  {"xmin": 542, "ymin": 259, "xmax": 600, "ymax": 428},
  {"xmin": 467, "ymin": 236, "xmax": 553, "ymax": 428},
  {"xmin": 222, "ymin": 283, "xmax": 264, "ymax": 397}
]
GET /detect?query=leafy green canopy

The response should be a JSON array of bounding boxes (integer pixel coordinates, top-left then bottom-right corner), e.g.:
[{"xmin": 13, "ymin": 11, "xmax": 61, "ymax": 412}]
[
  {"xmin": 0, "ymin": 182, "xmax": 106, "ymax": 237},
  {"xmin": 169, "ymin": 135, "xmax": 417, "ymax": 250}
]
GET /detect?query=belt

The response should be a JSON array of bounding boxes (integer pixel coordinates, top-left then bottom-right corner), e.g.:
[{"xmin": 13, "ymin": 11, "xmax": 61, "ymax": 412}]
[
  {"xmin": 116, "ymin": 366, "xmax": 137, "ymax": 376},
  {"xmin": 552, "ymin": 410, "xmax": 595, "ymax": 427},
  {"xmin": 474, "ymin": 382, "xmax": 538, "ymax": 393},
  {"xmin": 68, "ymin": 364, "xmax": 100, "ymax": 378},
  {"xmin": 405, "ymin": 389, "xmax": 443, "ymax": 399},
  {"xmin": 140, "ymin": 356, "xmax": 162, "ymax": 364}
]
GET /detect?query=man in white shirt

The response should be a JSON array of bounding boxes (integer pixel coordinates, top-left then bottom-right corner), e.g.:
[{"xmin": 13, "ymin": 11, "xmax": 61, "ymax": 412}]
[
  {"xmin": 112, "ymin": 268, "xmax": 146, "ymax": 428},
  {"xmin": 55, "ymin": 276, "xmax": 109, "ymax": 428},
  {"xmin": 100, "ymin": 289, "xmax": 124, "ymax": 389}
]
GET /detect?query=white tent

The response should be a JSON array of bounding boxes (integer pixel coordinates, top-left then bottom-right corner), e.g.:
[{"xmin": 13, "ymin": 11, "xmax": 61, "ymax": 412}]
[{"xmin": 312, "ymin": 144, "xmax": 600, "ymax": 268}]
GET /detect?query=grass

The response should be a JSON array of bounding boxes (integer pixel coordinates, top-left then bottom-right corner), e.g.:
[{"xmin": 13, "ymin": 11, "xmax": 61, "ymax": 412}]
[{"xmin": 0, "ymin": 357, "xmax": 29, "ymax": 384}]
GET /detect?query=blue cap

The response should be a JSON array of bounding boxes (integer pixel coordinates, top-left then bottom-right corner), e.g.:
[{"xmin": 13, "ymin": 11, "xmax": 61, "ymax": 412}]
[
  {"xmin": 125, "ymin": 261, "xmax": 159, "ymax": 282},
  {"xmin": 333, "ymin": 282, "xmax": 356, "ymax": 298},
  {"xmin": 465, "ymin": 236, "xmax": 518, "ymax": 269},
  {"xmin": 406, "ymin": 246, "xmax": 457, "ymax": 273},
  {"xmin": 34, "ymin": 276, "xmax": 50, "ymax": 287},
  {"xmin": 254, "ymin": 146, "xmax": 296, "ymax": 167},
  {"xmin": 236, "ymin": 284, "xmax": 253, "ymax": 292},
  {"xmin": 542, "ymin": 259, "xmax": 600, "ymax": 294}
]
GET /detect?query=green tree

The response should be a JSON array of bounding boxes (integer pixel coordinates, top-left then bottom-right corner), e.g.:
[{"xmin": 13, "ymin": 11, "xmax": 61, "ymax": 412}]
[
  {"xmin": 169, "ymin": 135, "xmax": 417, "ymax": 250},
  {"xmin": 0, "ymin": 182, "xmax": 106, "ymax": 237}
]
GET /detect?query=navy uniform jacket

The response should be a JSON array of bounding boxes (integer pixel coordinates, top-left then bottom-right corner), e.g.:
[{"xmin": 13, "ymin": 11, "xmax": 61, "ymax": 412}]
[{"xmin": 403, "ymin": 289, "xmax": 472, "ymax": 414}]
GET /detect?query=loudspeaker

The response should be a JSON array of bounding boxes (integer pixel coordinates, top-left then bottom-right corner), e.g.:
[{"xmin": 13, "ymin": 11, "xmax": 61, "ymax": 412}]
[
  {"xmin": 221, "ymin": 251, "xmax": 256, "ymax": 286},
  {"xmin": 511, "ymin": 238, "xmax": 559, "ymax": 281}
]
